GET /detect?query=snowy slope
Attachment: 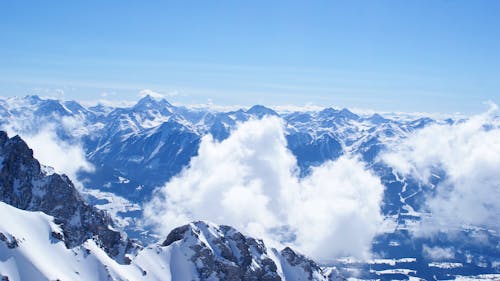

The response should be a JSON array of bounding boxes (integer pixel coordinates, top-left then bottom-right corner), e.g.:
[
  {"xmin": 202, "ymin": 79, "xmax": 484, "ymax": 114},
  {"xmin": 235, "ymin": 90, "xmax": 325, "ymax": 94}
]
[
  {"xmin": 0, "ymin": 202, "xmax": 144, "ymax": 281},
  {"xmin": 0, "ymin": 202, "xmax": 335, "ymax": 281},
  {"xmin": 0, "ymin": 131, "xmax": 133, "ymax": 260}
]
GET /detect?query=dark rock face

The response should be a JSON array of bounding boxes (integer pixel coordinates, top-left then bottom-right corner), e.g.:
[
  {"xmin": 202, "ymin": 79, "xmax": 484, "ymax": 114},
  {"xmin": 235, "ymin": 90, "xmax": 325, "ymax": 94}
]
[
  {"xmin": 162, "ymin": 224, "xmax": 190, "ymax": 247},
  {"xmin": 0, "ymin": 131, "xmax": 133, "ymax": 261},
  {"xmin": 162, "ymin": 221, "xmax": 332, "ymax": 281},
  {"xmin": 0, "ymin": 232, "xmax": 18, "ymax": 249},
  {"xmin": 163, "ymin": 222, "xmax": 281, "ymax": 281}
]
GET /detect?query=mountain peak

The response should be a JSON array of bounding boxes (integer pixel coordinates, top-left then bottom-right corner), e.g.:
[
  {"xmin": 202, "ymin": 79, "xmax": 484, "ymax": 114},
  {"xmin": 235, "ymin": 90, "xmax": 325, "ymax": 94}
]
[
  {"xmin": 318, "ymin": 107, "xmax": 340, "ymax": 117},
  {"xmin": 34, "ymin": 99, "xmax": 72, "ymax": 117},
  {"xmin": 160, "ymin": 221, "xmax": 330, "ymax": 281},
  {"xmin": 246, "ymin": 104, "xmax": 279, "ymax": 117},
  {"xmin": 161, "ymin": 221, "xmax": 231, "ymax": 247},
  {"xmin": 23, "ymin": 94, "xmax": 42, "ymax": 104},
  {"xmin": 139, "ymin": 94, "xmax": 155, "ymax": 102},
  {"xmin": 0, "ymin": 131, "xmax": 134, "ymax": 261},
  {"xmin": 368, "ymin": 113, "xmax": 389, "ymax": 124},
  {"xmin": 339, "ymin": 108, "xmax": 359, "ymax": 120},
  {"xmin": 135, "ymin": 94, "xmax": 156, "ymax": 108},
  {"xmin": 134, "ymin": 95, "xmax": 173, "ymax": 111}
]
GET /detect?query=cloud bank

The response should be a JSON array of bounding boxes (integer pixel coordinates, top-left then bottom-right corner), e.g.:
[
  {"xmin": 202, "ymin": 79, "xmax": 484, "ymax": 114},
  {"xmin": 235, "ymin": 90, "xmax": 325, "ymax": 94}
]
[
  {"xmin": 144, "ymin": 117, "xmax": 385, "ymax": 261},
  {"xmin": 381, "ymin": 104, "xmax": 500, "ymax": 235},
  {"xmin": 3, "ymin": 118, "xmax": 94, "ymax": 187}
]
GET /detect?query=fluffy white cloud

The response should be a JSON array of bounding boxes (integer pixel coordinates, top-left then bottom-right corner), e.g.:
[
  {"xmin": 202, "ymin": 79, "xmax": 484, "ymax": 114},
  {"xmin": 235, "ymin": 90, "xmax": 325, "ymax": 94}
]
[
  {"xmin": 144, "ymin": 117, "xmax": 385, "ymax": 261},
  {"xmin": 23, "ymin": 127, "xmax": 93, "ymax": 183},
  {"xmin": 380, "ymin": 105, "xmax": 500, "ymax": 235},
  {"xmin": 3, "ymin": 120, "xmax": 94, "ymax": 187}
]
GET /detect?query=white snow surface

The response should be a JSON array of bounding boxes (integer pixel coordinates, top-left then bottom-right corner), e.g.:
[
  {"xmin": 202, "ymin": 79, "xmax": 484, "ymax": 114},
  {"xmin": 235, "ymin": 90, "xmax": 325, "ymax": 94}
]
[
  {"xmin": 0, "ymin": 202, "xmax": 144, "ymax": 281},
  {"xmin": 0, "ymin": 202, "xmax": 325, "ymax": 281}
]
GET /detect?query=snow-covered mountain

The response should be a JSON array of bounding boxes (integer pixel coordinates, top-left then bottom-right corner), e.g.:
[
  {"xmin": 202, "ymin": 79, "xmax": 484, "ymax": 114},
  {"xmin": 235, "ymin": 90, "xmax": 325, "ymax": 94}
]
[
  {"xmin": 0, "ymin": 131, "xmax": 134, "ymax": 261},
  {"xmin": 0, "ymin": 95, "xmax": 427, "ymax": 200},
  {"xmin": 0, "ymin": 95, "xmax": 439, "ymax": 232},
  {"xmin": 1, "ymin": 202, "xmax": 337, "ymax": 281},
  {"xmin": 0, "ymin": 95, "xmax": 499, "ymax": 280},
  {"xmin": 145, "ymin": 221, "xmax": 336, "ymax": 281},
  {"xmin": 0, "ymin": 131, "xmax": 340, "ymax": 281}
]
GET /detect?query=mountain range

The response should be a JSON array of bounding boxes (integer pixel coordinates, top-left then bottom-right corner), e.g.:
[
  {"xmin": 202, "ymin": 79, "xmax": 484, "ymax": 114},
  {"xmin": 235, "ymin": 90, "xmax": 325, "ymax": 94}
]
[
  {"xmin": 0, "ymin": 129, "xmax": 339, "ymax": 281},
  {"xmin": 0, "ymin": 95, "xmax": 498, "ymax": 280}
]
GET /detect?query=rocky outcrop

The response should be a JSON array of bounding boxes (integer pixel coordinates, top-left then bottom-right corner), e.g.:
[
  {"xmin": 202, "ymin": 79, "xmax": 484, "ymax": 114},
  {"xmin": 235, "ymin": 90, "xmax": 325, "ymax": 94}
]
[
  {"xmin": 0, "ymin": 131, "xmax": 134, "ymax": 262},
  {"xmin": 161, "ymin": 221, "xmax": 336, "ymax": 281}
]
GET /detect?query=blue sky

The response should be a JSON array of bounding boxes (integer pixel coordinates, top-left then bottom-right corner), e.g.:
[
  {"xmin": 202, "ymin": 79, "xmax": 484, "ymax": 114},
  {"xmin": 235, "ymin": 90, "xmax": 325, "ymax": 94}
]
[{"xmin": 0, "ymin": 1, "xmax": 499, "ymax": 113}]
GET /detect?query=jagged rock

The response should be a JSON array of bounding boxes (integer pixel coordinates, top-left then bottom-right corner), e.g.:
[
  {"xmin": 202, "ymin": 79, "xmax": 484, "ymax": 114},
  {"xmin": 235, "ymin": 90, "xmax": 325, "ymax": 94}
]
[
  {"xmin": 0, "ymin": 232, "xmax": 18, "ymax": 249},
  {"xmin": 161, "ymin": 221, "xmax": 329, "ymax": 281},
  {"xmin": 161, "ymin": 224, "xmax": 190, "ymax": 246},
  {"xmin": 0, "ymin": 131, "xmax": 134, "ymax": 261}
]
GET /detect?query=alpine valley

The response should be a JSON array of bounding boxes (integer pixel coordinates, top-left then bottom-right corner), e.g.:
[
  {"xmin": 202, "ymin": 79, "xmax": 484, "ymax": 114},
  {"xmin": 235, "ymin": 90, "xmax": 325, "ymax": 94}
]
[{"xmin": 0, "ymin": 95, "xmax": 498, "ymax": 281}]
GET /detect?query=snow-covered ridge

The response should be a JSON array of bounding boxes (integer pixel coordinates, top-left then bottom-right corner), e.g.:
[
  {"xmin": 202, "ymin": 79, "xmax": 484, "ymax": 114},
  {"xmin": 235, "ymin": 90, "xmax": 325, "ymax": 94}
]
[
  {"xmin": 0, "ymin": 131, "xmax": 134, "ymax": 261},
  {"xmin": 0, "ymin": 202, "xmax": 339, "ymax": 281}
]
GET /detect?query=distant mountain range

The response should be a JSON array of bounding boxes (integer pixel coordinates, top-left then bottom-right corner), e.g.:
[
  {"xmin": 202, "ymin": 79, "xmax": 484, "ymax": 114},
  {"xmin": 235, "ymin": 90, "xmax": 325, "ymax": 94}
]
[
  {"xmin": 0, "ymin": 95, "xmax": 433, "ymax": 200},
  {"xmin": 0, "ymin": 95, "xmax": 498, "ymax": 280}
]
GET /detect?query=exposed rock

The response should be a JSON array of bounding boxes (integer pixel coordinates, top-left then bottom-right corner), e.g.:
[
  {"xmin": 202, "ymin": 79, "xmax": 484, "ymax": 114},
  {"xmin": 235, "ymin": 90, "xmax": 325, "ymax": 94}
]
[
  {"xmin": 161, "ymin": 221, "xmax": 331, "ymax": 281},
  {"xmin": 0, "ymin": 131, "xmax": 135, "ymax": 262},
  {"xmin": 0, "ymin": 232, "xmax": 18, "ymax": 249}
]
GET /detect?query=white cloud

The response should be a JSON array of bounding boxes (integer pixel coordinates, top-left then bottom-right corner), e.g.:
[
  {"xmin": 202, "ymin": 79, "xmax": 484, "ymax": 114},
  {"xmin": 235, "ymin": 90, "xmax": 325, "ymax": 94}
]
[
  {"xmin": 3, "ymin": 119, "xmax": 94, "ymax": 188},
  {"xmin": 138, "ymin": 89, "xmax": 178, "ymax": 99},
  {"xmin": 422, "ymin": 245, "xmax": 455, "ymax": 260},
  {"xmin": 380, "ymin": 104, "xmax": 500, "ymax": 235},
  {"xmin": 144, "ymin": 117, "xmax": 385, "ymax": 261}
]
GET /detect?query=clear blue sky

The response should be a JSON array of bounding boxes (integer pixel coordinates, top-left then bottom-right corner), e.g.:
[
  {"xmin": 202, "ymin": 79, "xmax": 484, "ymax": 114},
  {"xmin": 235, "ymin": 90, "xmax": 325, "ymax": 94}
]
[{"xmin": 1, "ymin": 0, "xmax": 499, "ymax": 113}]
